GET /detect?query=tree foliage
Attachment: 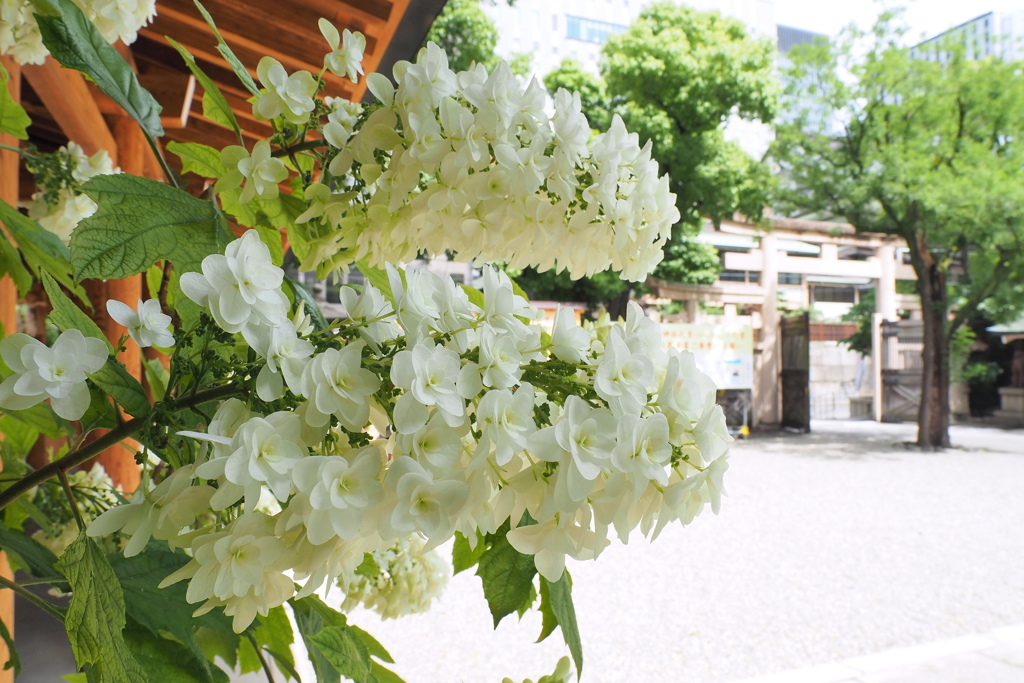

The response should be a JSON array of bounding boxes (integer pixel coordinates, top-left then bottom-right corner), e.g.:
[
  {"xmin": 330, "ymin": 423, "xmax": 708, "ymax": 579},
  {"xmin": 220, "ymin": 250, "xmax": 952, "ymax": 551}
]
[
  {"xmin": 771, "ymin": 13, "xmax": 1024, "ymax": 448},
  {"xmin": 425, "ymin": 0, "xmax": 499, "ymax": 73}
]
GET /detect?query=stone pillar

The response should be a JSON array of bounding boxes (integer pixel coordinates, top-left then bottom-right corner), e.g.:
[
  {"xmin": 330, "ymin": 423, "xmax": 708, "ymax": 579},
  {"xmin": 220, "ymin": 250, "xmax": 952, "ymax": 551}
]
[
  {"xmin": 876, "ymin": 243, "xmax": 897, "ymax": 322},
  {"xmin": 685, "ymin": 298, "xmax": 698, "ymax": 323},
  {"xmin": 756, "ymin": 234, "xmax": 779, "ymax": 425},
  {"xmin": 872, "ymin": 312, "xmax": 884, "ymax": 422}
]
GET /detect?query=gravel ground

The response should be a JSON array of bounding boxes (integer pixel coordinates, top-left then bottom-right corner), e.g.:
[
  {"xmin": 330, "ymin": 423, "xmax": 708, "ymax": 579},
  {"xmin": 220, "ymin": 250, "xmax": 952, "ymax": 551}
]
[{"xmin": 342, "ymin": 420, "xmax": 1024, "ymax": 683}]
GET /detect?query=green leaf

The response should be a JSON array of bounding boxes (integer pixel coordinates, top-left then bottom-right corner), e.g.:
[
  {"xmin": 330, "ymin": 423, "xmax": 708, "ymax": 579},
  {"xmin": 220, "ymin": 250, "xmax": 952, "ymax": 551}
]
[
  {"xmin": 79, "ymin": 383, "xmax": 118, "ymax": 434},
  {"xmin": 309, "ymin": 626, "xmax": 372, "ymax": 683},
  {"xmin": 111, "ymin": 543, "xmax": 232, "ymax": 682},
  {"xmin": 0, "ymin": 230, "xmax": 31, "ymax": 296},
  {"xmin": 54, "ymin": 534, "xmax": 148, "ymax": 682},
  {"xmin": 72, "ymin": 174, "xmax": 232, "ymax": 280},
  {"xmin": 284, "ymin": 276, "xmax": 329, "ymax": 331},
  {"xmin": 0, "ymin": 63, "xmax": 29, "ymax": 140},
  {"xmin": 192, "ymin": 0, "xmax": 260, "ymax": 96},
  {"xmin": 371, "ymin": 661, "xmax": 406, "ymax": 683},
  {"xmin": 0, "ymin": 614, "xmax": 20, "ymax": 677},
  {"xmin": 195, "ymin": 628, "xmax": 239, "ymax": 671},
  {"xmin": 32, "ymin": 0, "xmax": 163, "ymax": 140},
  {"xmin": 356, "ymin": 260, "xmax": 404, "ymax": 307},
  {"xmin": 0, "ymin": 524, "xmax": 60, "ymax": 580},
  {"xmin": 476, "ymin": 520, "xmax": 538, "ymax": 628},
  {"xmin": 0, "ymin": 195, "xmax": 85, "ymax": 301},
  {"xmin": 461, "ymin": 284, "xmax": 485, "ymax": 309},
  {"xmin": 292, "ymin": 599, "xmax": 340, "ymax": 683},
  {"xmin": 349, "ymin": 625, "xmax": 394, "ymax": 665},
  {"xmin": 354, "ymin": 552, "xmax": 379, "ymax": 579},
  {"xmin": 253, "ymin": 224, "xmax": 284, "ymax": 266},
  {"xmin": 40, "ymin": 272, "xmax": 112, "ymax": 351},
  {"xmin": 253, "ymin": 606, "xmax": 295, "ymax": 674},
  {"xmin": 164, "ymin": 39, "xmax": 242, "ymax": 137},
  {"xmin": 166, "ymin": 141, "xmax": 227, "ymax": 179},
  {"xmin": 88, "ymin": 359, "xmax": 150, "ymax": 418},
  {"xmin": 0, "ymin": 414, "xmax": 39, "ymax": 458},
  {"xmin": 142, "ymin": 358, "xmax": 169, "ymax": 401},
  {"xmin": 452, "ymin": 531, "xmax": 486, "ymax": 574},
  {"xmin": 0, "ymin": 402, "xmax": 74, "ymax": 437},
  {"xmin": 123, "ymin": 628, "xmax": 227, "ymax": 683},
  {"xmin": 540, "ymin": 573, "xmax": 583, "ymax": 676}
]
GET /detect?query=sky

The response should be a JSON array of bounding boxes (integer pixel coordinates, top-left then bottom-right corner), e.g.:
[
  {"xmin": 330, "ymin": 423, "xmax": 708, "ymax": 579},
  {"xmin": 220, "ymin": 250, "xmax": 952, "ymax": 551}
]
[{"xmin": 773, "ymin": 0, "xmax": 1024, "ymax": 42}]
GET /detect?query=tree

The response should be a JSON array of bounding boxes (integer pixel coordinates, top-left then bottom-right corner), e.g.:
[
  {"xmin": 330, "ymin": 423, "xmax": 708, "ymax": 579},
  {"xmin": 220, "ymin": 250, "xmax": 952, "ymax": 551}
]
[
  {"xmin": 424, "ymin": 0, "xmax": 499, "ymax": 72},
  {"xmin": 772, "ymin": 14, "xmax": 1024, "ymax": 448},
  {"xmin": 528, "ymin": 3, "xmax": 776, "ymax": 311}
]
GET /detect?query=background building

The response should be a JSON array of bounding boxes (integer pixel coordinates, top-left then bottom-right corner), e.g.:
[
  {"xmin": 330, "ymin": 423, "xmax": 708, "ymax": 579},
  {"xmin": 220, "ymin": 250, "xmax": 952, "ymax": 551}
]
[{"xmin": 910, "ymin": 10, "xmax": 1024, "ymax": 62}]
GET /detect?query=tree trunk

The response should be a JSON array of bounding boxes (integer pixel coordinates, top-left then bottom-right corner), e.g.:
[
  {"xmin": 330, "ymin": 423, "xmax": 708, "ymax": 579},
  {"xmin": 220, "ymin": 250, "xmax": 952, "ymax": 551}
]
[{"xmin": 915, "ymin": 248, "xmax": 951, "ymax": 450}]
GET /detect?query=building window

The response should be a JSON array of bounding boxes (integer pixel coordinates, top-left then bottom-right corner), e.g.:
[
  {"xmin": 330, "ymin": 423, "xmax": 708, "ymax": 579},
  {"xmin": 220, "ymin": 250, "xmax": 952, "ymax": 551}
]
[
  {"xmin": 553, "ymin": 14, "xmax": 558, "ymax": 30},
  {"xmin": 565, "ymin": 15, "xmax": 628, "ymax": 44},
  {"xmin": 778, "ymin": 272, "xmax": 802, "ymax": 285}
]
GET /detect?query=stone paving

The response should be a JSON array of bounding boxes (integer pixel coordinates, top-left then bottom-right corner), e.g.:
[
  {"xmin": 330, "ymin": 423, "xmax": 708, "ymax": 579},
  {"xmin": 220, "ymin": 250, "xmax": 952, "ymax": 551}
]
[{"xmin": 346, "ymin": 420, "xmax": 1024, "ymax": 682}]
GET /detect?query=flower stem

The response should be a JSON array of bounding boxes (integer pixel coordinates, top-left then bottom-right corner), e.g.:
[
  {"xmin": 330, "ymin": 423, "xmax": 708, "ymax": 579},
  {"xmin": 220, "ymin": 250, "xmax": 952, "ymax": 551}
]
[{"xmin": 57, "ymin": 469, "xmax": 86, "ymax": 533}]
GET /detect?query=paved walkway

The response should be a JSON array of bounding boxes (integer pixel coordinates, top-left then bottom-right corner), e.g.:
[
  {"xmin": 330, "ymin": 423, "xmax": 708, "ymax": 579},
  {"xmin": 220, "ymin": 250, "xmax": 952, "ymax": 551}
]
[
  {"xmin": 734, "ymin": 623, "xmax": 1024, "ymax": 682},
  {"xmin": 350, "ymin": 419, "xmax": 1024, "ymax": 682}
]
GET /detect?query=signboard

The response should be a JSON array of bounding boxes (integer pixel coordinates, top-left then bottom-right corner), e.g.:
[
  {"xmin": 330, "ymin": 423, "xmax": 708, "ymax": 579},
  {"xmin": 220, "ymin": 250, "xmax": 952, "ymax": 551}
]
[{"xmin": 659, "ymin": 323, "xmax": 754, "ymax": 390}]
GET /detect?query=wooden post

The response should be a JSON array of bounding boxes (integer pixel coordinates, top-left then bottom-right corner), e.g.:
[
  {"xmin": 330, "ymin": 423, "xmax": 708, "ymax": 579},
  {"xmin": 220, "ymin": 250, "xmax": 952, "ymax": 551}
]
[
  {"xmin": 86, "ymin": 116, "xmax": 146, "ymax": 494},
  {"xmin": 0, "ymin": 54, "xmax": 19, "ymax": 683}
]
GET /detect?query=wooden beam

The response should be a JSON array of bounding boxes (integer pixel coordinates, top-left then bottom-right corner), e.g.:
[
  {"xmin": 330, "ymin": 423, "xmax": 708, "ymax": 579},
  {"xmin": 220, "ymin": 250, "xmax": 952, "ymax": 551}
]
[
  {"xmin": 352, "ymin": 0, "xmax": 408, "ymax": 102},
  {"xmin": 23, "ymin": 57, "xmax": 118, "ymax": 161}
]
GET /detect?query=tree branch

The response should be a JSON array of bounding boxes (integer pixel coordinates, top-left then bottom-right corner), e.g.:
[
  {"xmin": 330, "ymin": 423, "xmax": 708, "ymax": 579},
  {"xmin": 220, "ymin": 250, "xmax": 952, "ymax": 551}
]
[{"xmin": 0, "ymin": 383, "xmax": 242, "ymax": 511}]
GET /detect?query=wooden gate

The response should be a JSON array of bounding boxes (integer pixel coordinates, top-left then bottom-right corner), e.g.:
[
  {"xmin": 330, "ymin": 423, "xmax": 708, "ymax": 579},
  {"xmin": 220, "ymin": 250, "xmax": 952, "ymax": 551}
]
[
  {"xmin": 781, "ymin": 312, "xmax": 811, "ymax": 431},
  {"xmin": 880, "ymin": 320, "xmax": 923, "ymax": 422}
]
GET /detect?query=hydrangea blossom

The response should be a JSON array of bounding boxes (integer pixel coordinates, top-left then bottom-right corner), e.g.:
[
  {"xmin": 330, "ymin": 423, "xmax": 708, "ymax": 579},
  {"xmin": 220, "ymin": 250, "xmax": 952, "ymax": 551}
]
[
  {"xmin": 24, "ymin": 142, "xmax": 118, "ymax": 244},
  {"xmin": 0, "ymin": 329, "xmax": 107, "ymax": 420},
  {"xmin": 106, "ymin": 298, "xmax": 174, "ymax": 348},
  {"xmin": 96, "ymin": 231, "xmax": 733, "ymax": 631}
]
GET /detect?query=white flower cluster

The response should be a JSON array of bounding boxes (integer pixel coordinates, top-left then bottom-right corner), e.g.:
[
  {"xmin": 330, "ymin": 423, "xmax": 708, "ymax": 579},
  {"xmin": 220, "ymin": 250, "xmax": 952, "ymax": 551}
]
[
  {"xmin": 0, "ymin": 0, "xmax": 155, "ymax": 65},
  {"xmin": 339, "ymin": 536, "xmax": 449, "ymax": 620},
  {"xmin": 87, "ymin": 231, "xmax": 731, "ymax": 633},
  {"xmin": 25, "ymin": 142, "xmax": 119, "ymax": 245},
  {"xmin": 226, "ymin": 25, "xmax": 679, "ymax": 283}
]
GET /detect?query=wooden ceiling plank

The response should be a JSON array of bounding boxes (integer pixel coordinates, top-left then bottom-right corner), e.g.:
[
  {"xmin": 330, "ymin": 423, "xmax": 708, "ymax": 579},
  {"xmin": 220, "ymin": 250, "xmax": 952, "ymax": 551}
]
[
  {"xmin": 23, "ymin": 57, "xmax": 118, "ymax": 162},
  {"xmin": 352, "ymin": 0, "xmax": 407, "ymax": 101}
]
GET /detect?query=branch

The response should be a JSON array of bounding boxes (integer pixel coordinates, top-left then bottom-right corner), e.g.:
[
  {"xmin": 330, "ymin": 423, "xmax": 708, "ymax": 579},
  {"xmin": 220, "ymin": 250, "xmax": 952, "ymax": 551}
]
[
  {"xmin": 0, "ymin": 383, "xmax": 242, "ymax": 511},
  {"xmin": 270, "ymin": 140, "xmax": 327, "ymax": 158},
  {"xmin": 949, "ymin": 249, "xmax": 1010, "ymax": 335}
]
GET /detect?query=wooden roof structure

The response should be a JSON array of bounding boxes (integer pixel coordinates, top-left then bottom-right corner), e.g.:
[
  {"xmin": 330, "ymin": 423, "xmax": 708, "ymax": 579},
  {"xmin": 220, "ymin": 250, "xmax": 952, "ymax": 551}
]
[{"xmin": 15, "ymin": 0, "xmax": 447, "ymax": 195}]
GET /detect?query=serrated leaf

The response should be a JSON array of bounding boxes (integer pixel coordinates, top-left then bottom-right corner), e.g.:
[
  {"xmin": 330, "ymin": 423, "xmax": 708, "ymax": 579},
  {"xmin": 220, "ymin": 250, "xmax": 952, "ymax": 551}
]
[
  {"xmin": 39, "ymin": 272, "xmax": 112, "ymax": 352},
  {"xmin": 54, "ymin": 534, "xmax": 148, "ymax": 682},
  {"xmin": 0, "ymin": 230, "xmax": 31, "ymax": 296},
  {"xmin": 193, "ymin": 0, "xmax": 259, "ymax": 96},
  {"xmin": 476, "ymin": 520, "xmax": 538, "ymax": 628},
  {"xmin": 452, "ymin": 530, "xmax": 486, "ymax": 574},
  {"xmin": 72, "ymin": 174, "xmax": 232, "ymax": 280},
  {"xmin": 111, "ymin": 542, "xmax": 232, "ymax": 683},
  {"xmin": 541, "ymin": 573, "xmax": 583, "ymax": 676},
  {"xmin": 0, "ymin": 402, "xmax": 74, "ymax": 437},
  {"xmin": 349, "ymin": 625, "xmax": 394, "ymax": 665},
  {"xmin": 309, "ymin": 626, "xmax": 371, "ymax": 683},
  {"xmin": 142, "ymin": 358, "xmax": 169, "ymax": 401},
  {"xmin": 292, "ymin": 599, "xmax": 339, "ymax": 683},
  {"xmin": 167, "ymin": 141, "xmax": 227, "ymax": 179},
  {"xmin": 88, "ymin": 359, "xmax": 150, "ymax": 418},
  {"xmin": 195, "ymin": 628, "xmax": 239, "ymax": 671},
  {"xmin": 0, "ymin": 62, "xmax": 29, "ymax": 140},
  {"xmin": 164, "ymin": 39, "xmax": 241, "ymax": 137},
  {"xmin": 0, "ymin": 195, "xmax": 85, "ymax": 301},
  {"xmin": 32, "ymin": 0, "xmax": 163, "ymax": 140}
]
